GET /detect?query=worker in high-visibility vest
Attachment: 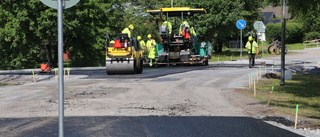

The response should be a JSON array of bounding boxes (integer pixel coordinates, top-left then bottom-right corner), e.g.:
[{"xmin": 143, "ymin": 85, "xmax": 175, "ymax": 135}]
[
  {"xmin": 109, "ymin": 40, "xmax": 115, "ymax": 47},
  {"xmin": 137, "ymin": 36, "xmax": 146, "ymax": 51},
  {"xmin": 122, "ymin": 24, "xmax": 134, "ymax": 37},
  {"xmin": 179, "ymin": 21, "xmax": 189, "ymax": 36},
  {"xmin": 137, "ymin": 36, "xmax": 147, "ymax": 60},
  {"xmin": 245, "ymin": 36, "xmax": 259, "ymax": 68},
  {"xmin": 146, "ymin": 34, "xmax": 156, "ymax": 67},
  {"xmin": 190, "ymin": 27, "xmax": 196, "ymax": 36},
  {"xmin": 161, "ymin": 21, "xmax": 172, "ymax": 34}
]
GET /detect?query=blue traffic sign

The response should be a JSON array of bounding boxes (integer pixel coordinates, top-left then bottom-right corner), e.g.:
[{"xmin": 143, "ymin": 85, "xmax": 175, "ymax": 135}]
[{"xmin": 236, "ymin": 19, "xmax": 246, "ymax": 29}]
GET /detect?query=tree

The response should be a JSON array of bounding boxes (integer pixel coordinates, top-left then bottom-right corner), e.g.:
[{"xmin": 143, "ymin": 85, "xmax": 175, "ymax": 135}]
[
  {"xmin": 265, "ymin": 0, "xmax": 320, "ymax": 32},
  {"xmin": 64, "ymin": 0, "xmax": 124, "ymax": 67},
  {"xmin": 0, "ymin": 0, "xmax": 124, "ymax": 69},
  {"xmin": 0, "ymin": 0, "xmax": 44, "ymax": 69}
]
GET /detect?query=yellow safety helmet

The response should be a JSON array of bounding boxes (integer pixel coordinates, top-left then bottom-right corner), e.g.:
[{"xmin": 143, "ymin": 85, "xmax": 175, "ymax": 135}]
[
  {"xmin": 128, "ymin": 24, "xmax": 134, "ymax": 30},
  {"xmin": 110, "ymin": 40, "xmax": 115, "ymax": 44},
  {"xmin": 183, "ymin": 21, "xmax": 188, "ymax": 25},
  {"xmin": 147, "ymin": 34, "xmax": 152, "ymax": 38},
  {"xmin": 137, "ymin": 36, "xmax": 142, "ymax": 40},
  {"xmin": 248, "ymin": 36, "xmax": 253, "ymax": 41}
]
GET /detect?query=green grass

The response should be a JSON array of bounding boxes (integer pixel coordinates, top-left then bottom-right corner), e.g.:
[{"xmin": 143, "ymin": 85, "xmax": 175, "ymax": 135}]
[
  {"xmin": 287, "ymin": 43, "xmax": 305, "ymax": 50},
  {"xmin": 209, "ymin": 42, "xmax": 316, "ymax": 62},
  {"xmin": 251, "ymin": 74, "xmax": 320, "ymax": 119},
  {"xmin": 286, "ymin": 42, "xmax": 319, "ymax": 50},
  {"xmin": 210, "ymin": 51, "xmax": 248, "ymax": 62}
]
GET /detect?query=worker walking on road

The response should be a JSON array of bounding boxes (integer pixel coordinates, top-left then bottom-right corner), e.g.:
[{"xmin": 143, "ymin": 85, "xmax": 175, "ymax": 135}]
[
  {"xmin": 122, "ymin": 24, "xmax": 134, "ymax": 37},
  {"xmin": 245, "ymin": 36, "xmax": 259, "ymax": 68},
  {"xmin": 146, "ymin": 34, "xmax": 156, "ymax": 67}
]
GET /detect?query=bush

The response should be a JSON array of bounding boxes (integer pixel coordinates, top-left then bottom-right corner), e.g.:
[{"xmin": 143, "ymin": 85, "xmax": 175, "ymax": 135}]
[
  {"xmin": 286, "ymin": 23, "xmax": 304, "ymax": 43},
  {"xmin": 266, "ymin": 23, "xmax": 281, "ymax": 42},
  {"xmin": 303, "ymin": 31, "xmax": 320, "ymax": 41},
  {"xmin": 266, "ymin": 22, "xmax": 304, "ymax": 44}
]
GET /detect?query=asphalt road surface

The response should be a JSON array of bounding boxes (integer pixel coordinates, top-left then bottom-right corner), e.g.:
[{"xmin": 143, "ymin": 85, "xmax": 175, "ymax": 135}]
[
  {"xmin": 0, "ymin": 116, "xmax": 303, "ymax": 137},
  {"xmin": 0, "ymin": 48, "xmax": 319, "ymax": 137}
]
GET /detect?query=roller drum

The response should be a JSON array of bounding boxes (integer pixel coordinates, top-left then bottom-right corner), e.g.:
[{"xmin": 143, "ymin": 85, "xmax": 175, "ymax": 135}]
[{"xmin": 106, "ymin": 58, "xmax": 136, "ymax": 74}]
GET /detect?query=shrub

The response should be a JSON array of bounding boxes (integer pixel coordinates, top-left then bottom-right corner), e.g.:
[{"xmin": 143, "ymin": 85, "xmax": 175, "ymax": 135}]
[
  {"xmin": 303, "ymin": 31, "xmax": 320, "ymax": 41},
  {"xmin": 266, "ymin": 23, "xmax": 281, "ymax": 42},
  {"xmin": 286, "ymin": 23, "xmax": 304, "ymax": 43},
  {"xmin": 266, "ymin": 22, "xmax": 304, "ymax": 44}
]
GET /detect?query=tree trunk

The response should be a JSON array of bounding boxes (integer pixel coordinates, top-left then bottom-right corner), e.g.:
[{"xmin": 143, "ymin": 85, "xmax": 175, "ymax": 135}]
[
  {"xmin": 216, "ymin": 39, "xmax": 223, "ymax": 53},
  {"xmin": 211, "ymin": 38, "xmax": 223, "ymax": 53},
  {"xmin": 44, "ymin": 45, "xmax": 53, "ymax": 67}
]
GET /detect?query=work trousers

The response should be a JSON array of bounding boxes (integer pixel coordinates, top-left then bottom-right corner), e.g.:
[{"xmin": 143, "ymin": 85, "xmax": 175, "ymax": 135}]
[{"xmin": 248, "ymin": 53, "xmax": 256, "ymax": 68}]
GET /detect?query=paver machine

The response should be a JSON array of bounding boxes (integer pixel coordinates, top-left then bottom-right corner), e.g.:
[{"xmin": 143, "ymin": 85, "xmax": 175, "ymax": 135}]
[
  {"xmin": 105, "ymin": 31, "xmax": 144, "ymax": 74},
  {"xmin": 146, "ymin": 7, "xmax": 212, "ymax": 66}
]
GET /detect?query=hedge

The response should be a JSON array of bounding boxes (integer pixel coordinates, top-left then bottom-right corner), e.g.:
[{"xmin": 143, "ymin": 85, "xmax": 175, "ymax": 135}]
[
  {"xmin": 265, "ymin": 22, "xmax": 304, "ymax": 44},
  {"xmin": 303, "ymin": 31, "xmax": 320, "ymax": 41}
]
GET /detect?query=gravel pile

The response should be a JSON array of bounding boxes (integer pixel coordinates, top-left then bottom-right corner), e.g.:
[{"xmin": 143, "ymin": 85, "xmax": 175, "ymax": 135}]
[
  {"xmin": 288, "ymin": 66, "xmax": 320, "ymax": 74},
  {"xmin": 253, "ymin": 116, "xmax": 320, "ymax": 137},
  {"xmin": 265, "ymin": 121, "xmax": 320, "ymax": 137}
]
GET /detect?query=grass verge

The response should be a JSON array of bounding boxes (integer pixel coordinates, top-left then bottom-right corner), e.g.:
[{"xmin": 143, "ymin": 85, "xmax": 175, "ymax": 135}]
[
  {"xmin": 209, "ymin": 42, "xmax": 309, "ymax": 62},
  {"xmin": 247, "ymin": 73, "xmax": 320, "ymax": 122}
]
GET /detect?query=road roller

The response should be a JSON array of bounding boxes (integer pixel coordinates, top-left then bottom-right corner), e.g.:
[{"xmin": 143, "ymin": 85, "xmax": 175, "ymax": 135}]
[{"xmin": 105, "ymin": 31, "xmax": 144, "ymax": 74}]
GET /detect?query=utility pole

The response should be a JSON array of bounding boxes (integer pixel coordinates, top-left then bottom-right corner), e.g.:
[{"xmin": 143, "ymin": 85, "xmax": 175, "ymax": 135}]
[{"xmin": 280, "ymin": 0, "xmax": 286, "ymax": 85}]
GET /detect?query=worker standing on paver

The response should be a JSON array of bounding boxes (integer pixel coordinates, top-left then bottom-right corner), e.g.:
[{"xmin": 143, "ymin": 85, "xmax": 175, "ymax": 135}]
[
  {"xmin": 146, "ymin": 34, "xmax": 156, "ymax": 67},
  {"xmin": 179, "ymin": 21, "xmax": 189, "ymax": 36},
  {"xmin": 245, "ymin": 36, "xmax": 259, "ymax": 68},
  {"xmin": 162, "ymin": 21, "xmax": 172, "ymax": 35},
  {"xmin": 122, "ymin": 24, "xmax": 134, "ymax": 37}
]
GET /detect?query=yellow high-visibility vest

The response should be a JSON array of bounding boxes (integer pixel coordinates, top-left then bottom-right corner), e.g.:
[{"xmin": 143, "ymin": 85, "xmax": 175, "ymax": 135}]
[
  {"xmin": 245, "ymin": 41, "xmax": 259, "ymax": 54},
  {"xmin": 121, "ymin": 28, "xmax": 131, "ymax": 37}
]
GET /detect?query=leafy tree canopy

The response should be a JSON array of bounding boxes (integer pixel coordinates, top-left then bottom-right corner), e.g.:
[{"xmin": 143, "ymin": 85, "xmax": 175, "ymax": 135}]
[
  {"xmin": 0, "ymin": 0, "xmax": 123, "ymax": 69},
  {"xmin": 264, "ymin": 0, "xmax": 320, "ymax": 32}
]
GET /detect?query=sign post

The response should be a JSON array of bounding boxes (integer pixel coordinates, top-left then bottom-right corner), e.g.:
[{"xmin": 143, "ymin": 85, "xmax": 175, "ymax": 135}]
[
  {"xmin": 236, "ymin": 19, "xmax": 246, "ymax": 60},
  {"xmin": 40, "ymin": 0, "xmax": 80, "ymax": 137}
]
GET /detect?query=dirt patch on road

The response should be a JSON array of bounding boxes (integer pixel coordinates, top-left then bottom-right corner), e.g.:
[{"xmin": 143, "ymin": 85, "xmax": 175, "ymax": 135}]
[
  {"xmin": 0, "ymin": 75, "xmax": 33, "ymax": 86},
  {"xmin": 65, "ymin": 86, "xmax": 129, "ymax": 100}
]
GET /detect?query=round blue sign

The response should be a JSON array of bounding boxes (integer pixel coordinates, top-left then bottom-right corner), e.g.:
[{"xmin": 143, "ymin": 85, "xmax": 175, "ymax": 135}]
[{"xmin": 236, "ymin": 19, "xmax": 246, "ymax": 29}]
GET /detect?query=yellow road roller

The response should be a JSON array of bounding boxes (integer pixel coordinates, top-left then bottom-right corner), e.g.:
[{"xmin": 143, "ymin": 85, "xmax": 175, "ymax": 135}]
[{"xmin": 105, "ymin": 32, "xmax": 144, "ymax": 74}]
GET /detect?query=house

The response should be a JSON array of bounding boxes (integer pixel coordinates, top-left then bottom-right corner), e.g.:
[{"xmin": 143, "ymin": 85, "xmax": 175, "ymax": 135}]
[
  {"xmin": 260, "ymin": 12, "xmax": 280, "ymax": 24},
  {"xmin": 259, "ymin": 6, "xmax": 290, "ymax": 24}
]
